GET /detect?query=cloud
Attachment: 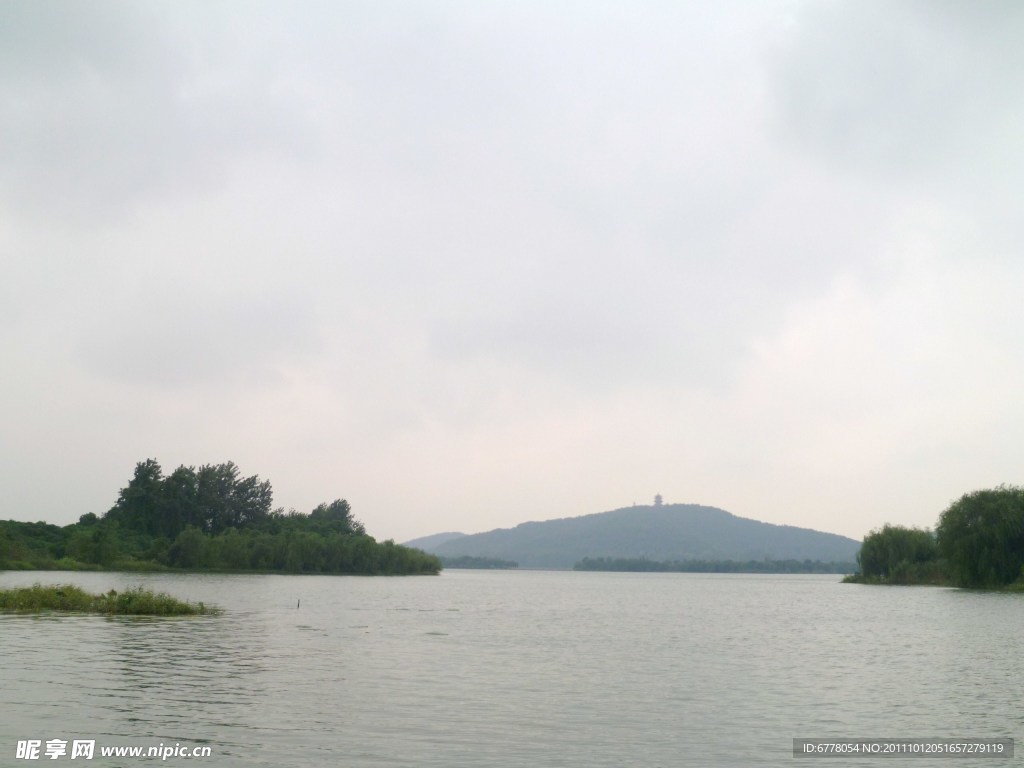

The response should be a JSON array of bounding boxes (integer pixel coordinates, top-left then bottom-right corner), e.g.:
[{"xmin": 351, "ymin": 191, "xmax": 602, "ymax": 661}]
[
  {"xmin": 78, "ymin": 288, "xmax": 322, "ymax": 389},
  {"xmin": 3, "ymin": 1, "xmax": 1024, "ymax": 544},
  {"xmin": 0, "ymin": 2, "xmax": 311, "ymax": 223},
  {"xmin": 772, "ymin": 0, "xmax": 1024, "ymax": 200}
]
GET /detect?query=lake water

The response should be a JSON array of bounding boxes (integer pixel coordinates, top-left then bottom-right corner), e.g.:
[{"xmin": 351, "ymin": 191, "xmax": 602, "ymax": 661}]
[{"xmin": 1, "ymin": 570, "xmax": 1020, "ymax": 767}]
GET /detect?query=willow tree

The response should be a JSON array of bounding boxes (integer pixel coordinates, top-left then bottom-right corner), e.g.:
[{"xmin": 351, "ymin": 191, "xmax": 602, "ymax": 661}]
[
  {"xmin": 936, "ymin": 485, "xmax": 1024, "ymax": 588},
  {"xmin": 856, "ymin": 524, "xmax": 937, "ymax": 583}
]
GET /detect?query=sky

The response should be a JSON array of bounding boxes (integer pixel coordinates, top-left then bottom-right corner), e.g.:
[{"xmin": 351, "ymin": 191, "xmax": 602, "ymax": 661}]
[{"xmin": 3, "ymin": 1, "xmax": 1024, "ymax": 544}]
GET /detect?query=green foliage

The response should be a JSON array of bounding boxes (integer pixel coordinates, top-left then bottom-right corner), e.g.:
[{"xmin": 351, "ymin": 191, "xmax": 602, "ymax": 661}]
[
  {"xmin": 309, "ymin": 499, "xmax": 365, "ymax": 535},
  {"xmin": 106, "ymin": 459, "xmax": 273, "ymax": 539},
  {"xmin": 0, "ymin": 520, "xmax": 70, "ymax": 569},
  {"xmin": 846, "ymin": 485, "xmax": 1024, "ymax": 588},
  {"xmin": 1, "ymin": 458, "xmax": 440, "ymax": 576},
  {"xmin": 167, "ymin": 526, "xmax": 207, "ymax": 569},
  {"xmin": 936, "ymin": 485, "xmax": 1024, "ymax": 588},
  {"xmin": 107, "ymin": 458, "xmax": 164, "ymax": 536},
  {"xmin": 854, "ymin": 525, "xmax": 940, "ymax": 584},
  {"xmin": 574, "ymin": 557, "xmax": 856, "ymax": 573},
  {"xmin": 0, "ymin": 584, "xmax": 218, "ymax": 615}
]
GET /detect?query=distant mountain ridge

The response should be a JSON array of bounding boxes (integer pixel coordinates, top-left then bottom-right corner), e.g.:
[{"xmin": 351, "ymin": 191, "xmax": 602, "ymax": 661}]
[
  {"xmin": 403, "ymin": 531, "xmax": 466, "ymax": 551},
  {"xmin": 408, "ymin": 504, "xmax": 860, "ymax": 569}
]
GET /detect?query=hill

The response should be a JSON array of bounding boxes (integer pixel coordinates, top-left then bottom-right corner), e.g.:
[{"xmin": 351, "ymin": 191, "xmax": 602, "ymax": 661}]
[
  {"xmin": 421, "ymin": 504, "xmax": 860, "ymax": 569},
  {"xmin": 403, "ymin": 531, "xmax": 467, "ymax": 551}
]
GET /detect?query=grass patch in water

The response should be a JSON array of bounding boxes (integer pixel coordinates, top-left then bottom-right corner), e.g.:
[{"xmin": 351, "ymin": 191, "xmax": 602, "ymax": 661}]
[{"xmin": 0, "ymin": 584, "xmax": 219, "ymax": 615}]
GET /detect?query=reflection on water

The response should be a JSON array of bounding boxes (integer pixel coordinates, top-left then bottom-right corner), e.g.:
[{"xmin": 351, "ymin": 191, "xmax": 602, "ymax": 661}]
[{"xmin": 1, "ymin": 571, "xmax": 1022, "ymax": 767}]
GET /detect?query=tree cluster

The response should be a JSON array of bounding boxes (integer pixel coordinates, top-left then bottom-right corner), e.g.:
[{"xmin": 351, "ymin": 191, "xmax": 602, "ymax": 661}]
[
  {"xmin": 0, "ymin": 459, "xmax": 440, "ymax": 576},
  {"xmin": 105, "ymin": 459, "xmax": 278, "ymax": 538},
  {"xmin": 852, "ymin": 485, "xmax": 1024, "ymax": 588}
]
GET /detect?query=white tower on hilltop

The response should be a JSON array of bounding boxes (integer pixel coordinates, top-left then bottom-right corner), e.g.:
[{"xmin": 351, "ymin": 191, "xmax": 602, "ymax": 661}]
[{"xmin": 654, "ymin": 493, "xmax": 663, "ymax": 507}]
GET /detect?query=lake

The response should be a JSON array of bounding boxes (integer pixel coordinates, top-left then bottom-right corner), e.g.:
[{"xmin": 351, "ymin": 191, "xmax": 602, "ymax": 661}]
[{"xmin": 1, "ymin": 570, "xmax": 1019, "ymax": 767}]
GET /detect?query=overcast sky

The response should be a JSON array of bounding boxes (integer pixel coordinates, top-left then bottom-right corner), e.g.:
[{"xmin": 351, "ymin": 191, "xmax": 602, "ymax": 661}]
[{"xmin": 3, "ymin": 1, "xmax": 1023, "ymax": 543}]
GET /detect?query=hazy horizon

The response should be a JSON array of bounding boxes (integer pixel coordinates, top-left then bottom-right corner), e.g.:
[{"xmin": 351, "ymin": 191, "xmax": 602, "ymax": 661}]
[{"xmin": 4, "ymin": 2, "xmax": 1023, "ymax": 544}]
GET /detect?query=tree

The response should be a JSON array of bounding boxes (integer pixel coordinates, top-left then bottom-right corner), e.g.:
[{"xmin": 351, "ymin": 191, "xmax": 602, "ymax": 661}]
[
  {"xmin": 167, "ymin": 526, "xmax": 206, "ymax": 569},
  {"xmin": 68, "ymin": 522, "xmax": 122, "ymax": 566},
  {"xmin": 937, "ymin": 485, "xmax": 1024, "ymax": 588},
  {"xmin": 0, "ymin": 524, "xmax": 27, "ymax": 566},
  {"xmin": 158, "ymin": 465, "xmax": 201, "ymax": 538},
  {"xmin": 196, "ymin": 462, "xmax": 240, "ymax": 534},
  {"xmin": 195, "ymin": 462, "xmax": 272, "ymax": 534},
  {"xmin": 309, "ymin": 499, "xmax": 364, "ymax": 535},
  {"xmin": 233, "ymin": 474, "xmax": 273, "ymax": 528},
  {"xmin": 216, "ymin": 528, "xmax": 251, "ymax": 570},
  {"xmin": 108, "ymin": 459, "xmax": 164, "ymax": 536},
  {"xmin": 857, "ymin": 524, "xmax": 938, "ymax": 583}
]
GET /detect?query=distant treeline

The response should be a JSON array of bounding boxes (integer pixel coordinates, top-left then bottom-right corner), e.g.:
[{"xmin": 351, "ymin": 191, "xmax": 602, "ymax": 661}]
[
  {"xmin": 847, "ymin": 485, "xmax": 1024, "ymax": 589},
  {"xmin": 440, "ymin": 555, "xmax": 519, "ymax": 569},
  {"xmin": 0, "ymin": 459, "xmax": 440, "ymax": 576},
  {"xmin": 574, "ymin": 557, "xmax": 856, "ymax": 574}
]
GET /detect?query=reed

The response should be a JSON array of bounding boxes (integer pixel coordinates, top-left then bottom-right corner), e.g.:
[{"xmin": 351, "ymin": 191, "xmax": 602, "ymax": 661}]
[{"xmin": 0, "ymin": 584, "xmax": 219, "ymax": 615}]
